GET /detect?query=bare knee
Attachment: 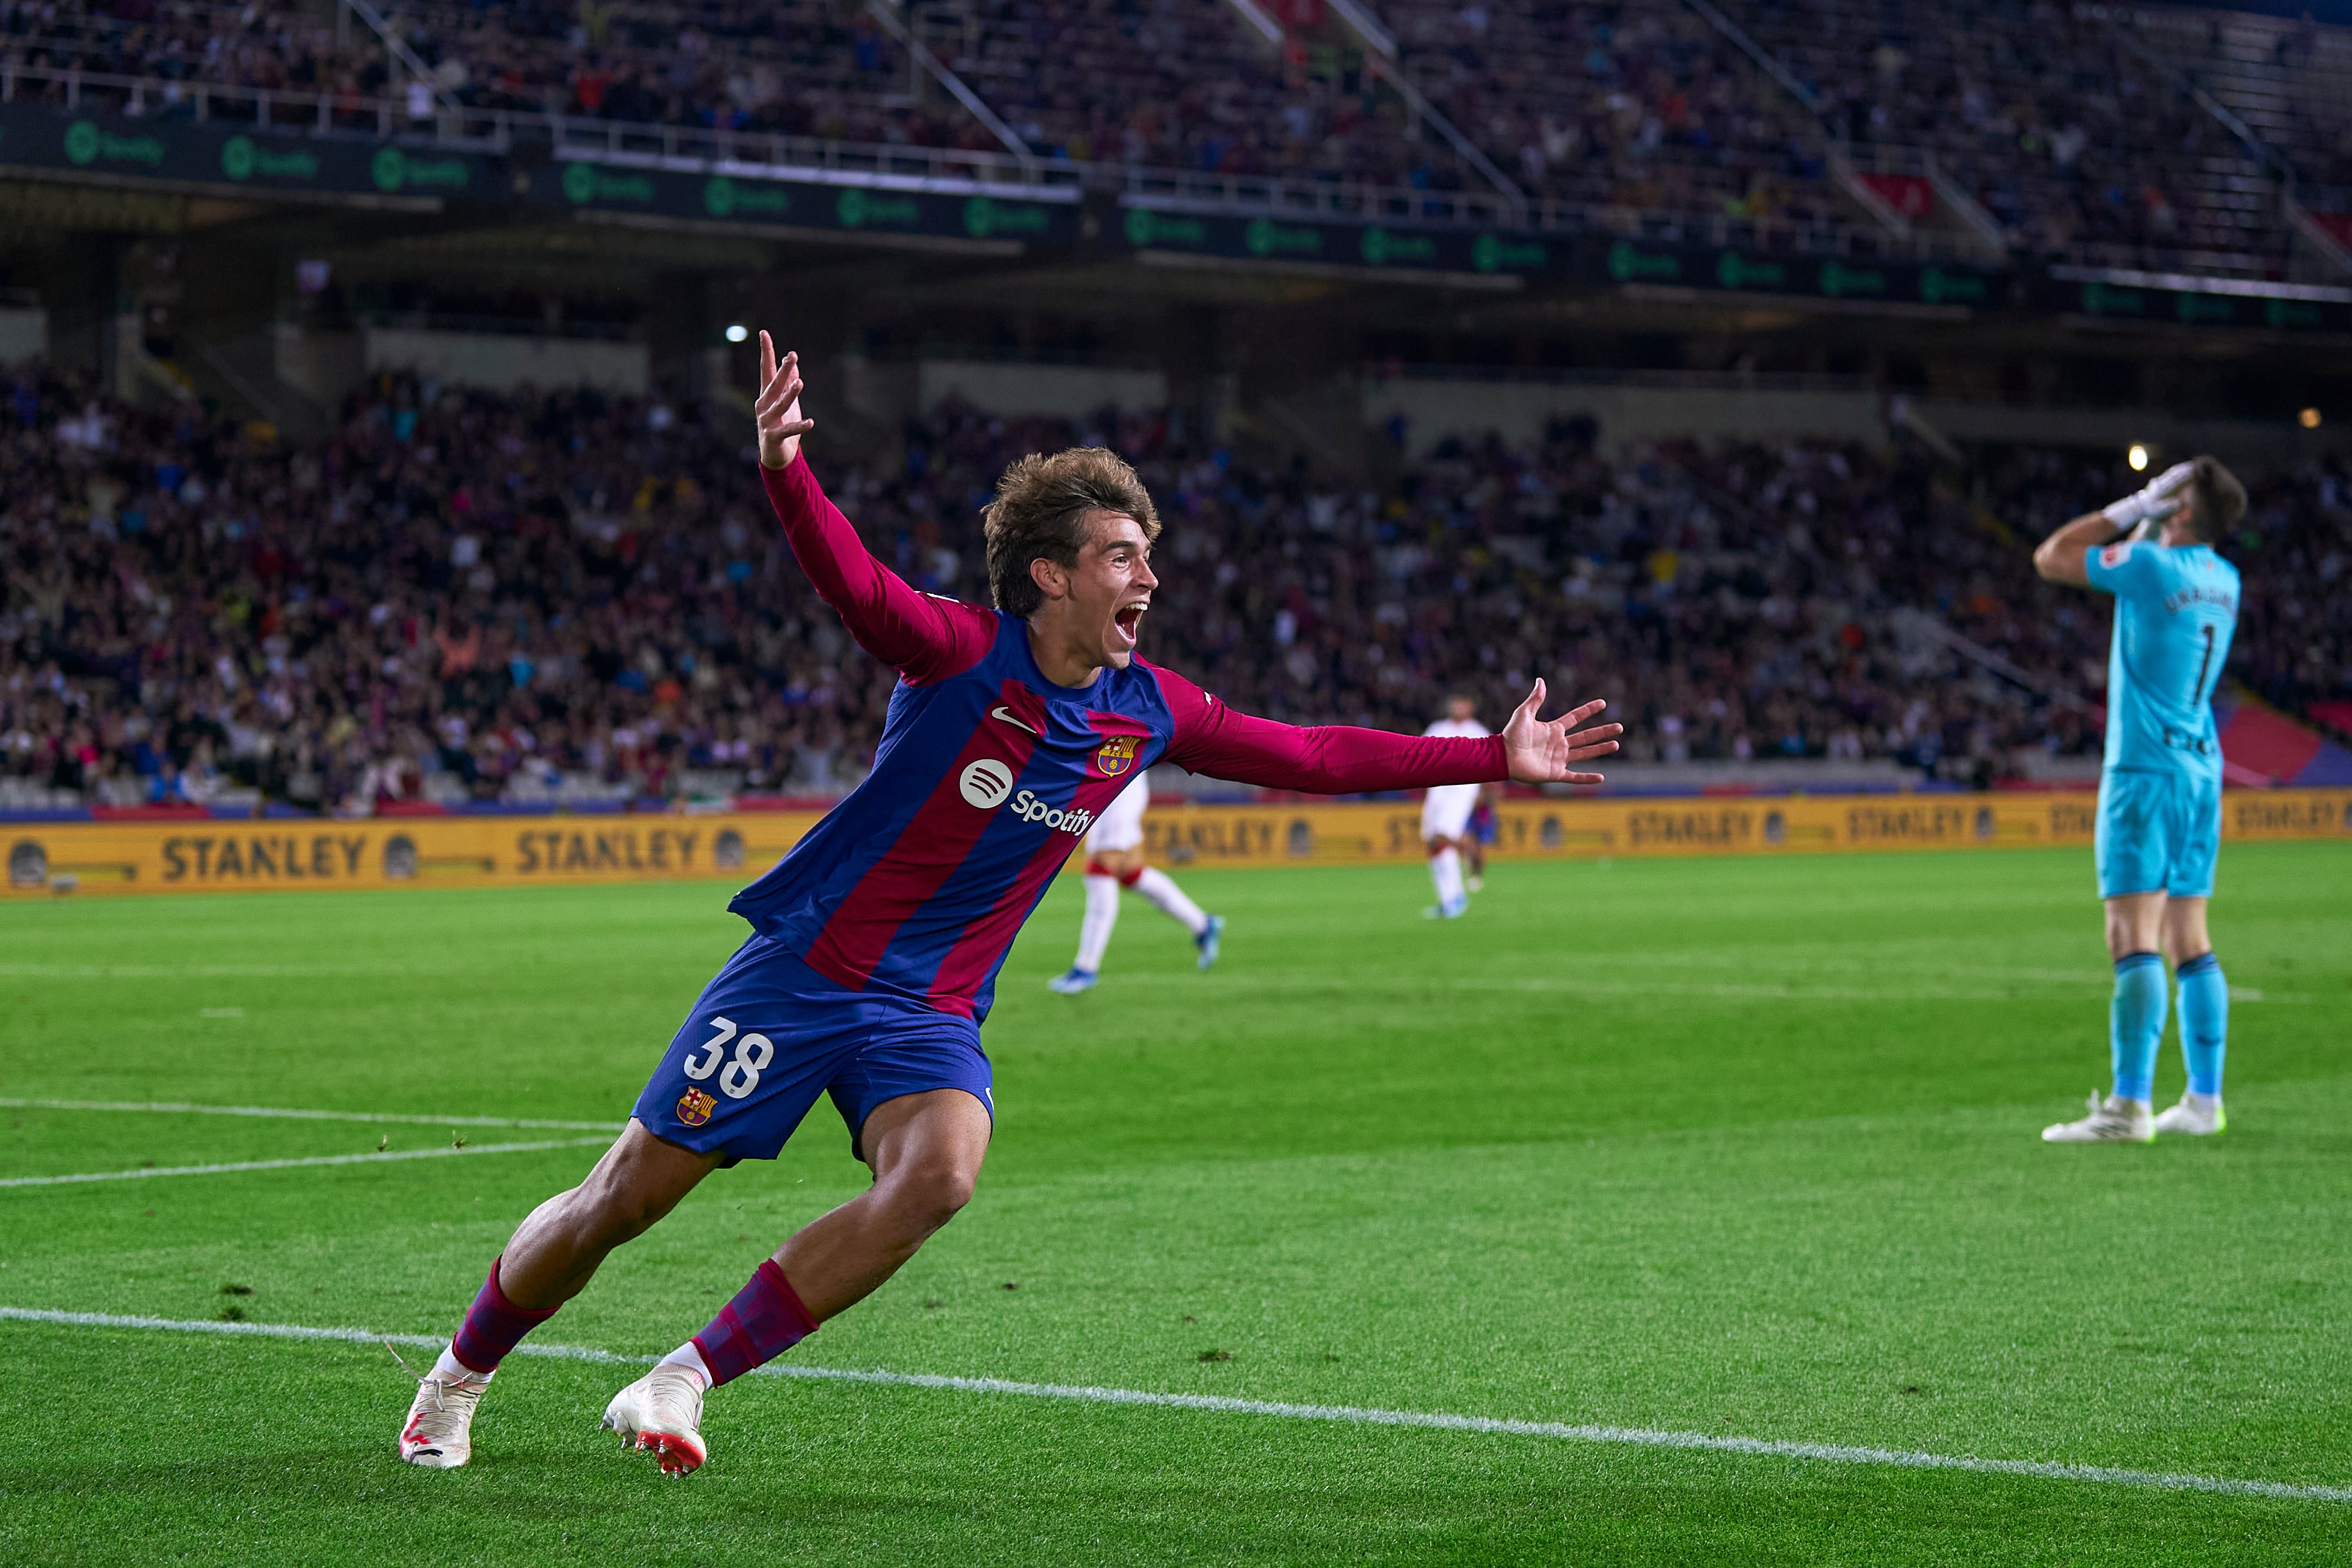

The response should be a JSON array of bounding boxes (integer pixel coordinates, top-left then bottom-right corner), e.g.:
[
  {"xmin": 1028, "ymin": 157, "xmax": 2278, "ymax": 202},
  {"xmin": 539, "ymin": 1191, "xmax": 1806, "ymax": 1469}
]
[
  {"xmin": 2162, "ymin": 902, "xmax": 2212, "ymax": 967},
  {"xmin": 2102, "ymin": 914, "xmax": 2137, "ymax": 961},
  {"xmin": 877, "ymin": 1160, "xmax": 977, "ymax": 1235}
]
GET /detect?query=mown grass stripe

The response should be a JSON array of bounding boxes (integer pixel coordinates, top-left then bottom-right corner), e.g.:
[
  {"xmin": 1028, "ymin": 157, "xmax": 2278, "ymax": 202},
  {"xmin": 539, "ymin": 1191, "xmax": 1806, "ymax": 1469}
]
[
  {"xmin": 0, "ymin": 1137, "xmax": 610, "ymax": 1188},
  {"xmin": 0, "ymin": 1098, "xmax": 624, "ymax": 1132},
  {"xmin": 2, "ymin": 1306, "xmax": 2344, "ymax": 1503}
]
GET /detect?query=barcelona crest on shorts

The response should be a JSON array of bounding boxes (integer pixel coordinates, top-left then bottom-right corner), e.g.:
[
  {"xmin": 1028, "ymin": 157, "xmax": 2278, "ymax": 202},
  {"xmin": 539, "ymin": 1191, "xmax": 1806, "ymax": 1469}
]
[
  {"xmin": 676, "ymin": 1087, "xmax": 717, "ymax": 1128},
  {"xmin": 1094, "ymin": 734, "xmax": 1142, "ymax": 777}
]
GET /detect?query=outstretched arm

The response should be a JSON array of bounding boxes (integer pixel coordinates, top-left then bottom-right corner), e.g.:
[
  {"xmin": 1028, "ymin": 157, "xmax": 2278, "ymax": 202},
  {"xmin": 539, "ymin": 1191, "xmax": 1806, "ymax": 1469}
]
[
  {"xmin": 1155, "ymin": 668, "xmax": 1621, "ymax": 792},
  {"xmin": 754, "ymin": 332, "xmax": 994, "ymax": 684}
]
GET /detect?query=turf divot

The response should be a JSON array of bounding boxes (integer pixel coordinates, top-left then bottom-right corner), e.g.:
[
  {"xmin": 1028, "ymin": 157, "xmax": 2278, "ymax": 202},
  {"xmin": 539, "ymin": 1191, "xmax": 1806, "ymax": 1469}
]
[{"xmin": 6, "ymin": 1306, "xmax": 2346, "ymax": 1505}]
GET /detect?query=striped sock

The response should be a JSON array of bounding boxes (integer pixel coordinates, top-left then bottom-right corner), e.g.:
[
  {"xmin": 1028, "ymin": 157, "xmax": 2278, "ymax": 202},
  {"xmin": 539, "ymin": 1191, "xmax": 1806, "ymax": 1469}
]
[
  {"xmin": 689, "ymin": 1259, "xmax": 818, "ymax": 1388},
  {"xmin": 447, "ymin": 1256, "xmax": 558, "ymax": 1375}
]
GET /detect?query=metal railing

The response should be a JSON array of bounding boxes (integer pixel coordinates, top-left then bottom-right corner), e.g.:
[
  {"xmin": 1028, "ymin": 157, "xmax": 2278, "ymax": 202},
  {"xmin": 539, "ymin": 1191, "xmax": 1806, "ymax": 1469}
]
[{"xmin": 1, "ymin": 59, "xmax": 437, "ymax": 141}]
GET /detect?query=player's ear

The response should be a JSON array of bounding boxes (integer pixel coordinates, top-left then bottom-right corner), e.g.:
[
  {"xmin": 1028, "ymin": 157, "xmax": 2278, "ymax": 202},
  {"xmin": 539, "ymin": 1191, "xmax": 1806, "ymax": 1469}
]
[{"xmin": 1028, "ymin": 554, "xmax": 1066, "ymax": 603}]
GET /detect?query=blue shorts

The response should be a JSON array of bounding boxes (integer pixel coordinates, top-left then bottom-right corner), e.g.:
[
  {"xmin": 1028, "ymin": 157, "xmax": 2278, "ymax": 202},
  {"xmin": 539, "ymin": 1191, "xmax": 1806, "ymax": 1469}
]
[
  {"xmin": 633, "ymin": 934, "xmax": 994, "ymax": 1164},
  {"xmin": 2094, "ymin": 767, "xmax": 2220, "ymax": 901},
  {"xmin": 1468, "ymin": 805, "xmax": 1498, "ymax": 845}
]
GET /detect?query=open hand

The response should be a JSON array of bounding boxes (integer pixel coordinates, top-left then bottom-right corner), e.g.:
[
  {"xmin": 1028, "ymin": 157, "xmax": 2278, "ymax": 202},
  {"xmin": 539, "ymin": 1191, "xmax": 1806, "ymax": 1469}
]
[
  {"xmin": 1501, "ymin": 680, "xmax": 1622, "ymax": 785},
  {"xmin": 754, "ymin": 330, "xmax": 816, "ymax": 469}
]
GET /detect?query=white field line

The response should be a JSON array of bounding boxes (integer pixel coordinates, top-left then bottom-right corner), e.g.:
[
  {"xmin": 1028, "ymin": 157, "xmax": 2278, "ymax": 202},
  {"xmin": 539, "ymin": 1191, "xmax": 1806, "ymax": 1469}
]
[
  {"xmin": 0, "ymin": 1308, "xmax": 2343, "ymax": 1505},
  {"xmin": 0, "ymin": 1136, "xmax": 610, "ymax": 1188},
  {"xmin": 0, "ymin": 1098, "xmax": 624, "ymax": 1132},
  {"xmin": 1097, "ymin": 974, "xmax": 2312, "ymax": 1004}
]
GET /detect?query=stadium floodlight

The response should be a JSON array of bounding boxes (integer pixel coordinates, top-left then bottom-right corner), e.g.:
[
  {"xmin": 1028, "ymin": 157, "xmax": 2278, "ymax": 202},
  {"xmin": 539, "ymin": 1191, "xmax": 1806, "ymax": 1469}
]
[
  {"xmin": 725, "ymin": 323, "xmax": 750, "ymax": 343},
  {"xmin": 2127, "ymin": 444, "xmax": 2150, "ymax": 472},
  {"xmin": 2300, "ymin": 407, "xmax": 2322, "ymax": 429}
]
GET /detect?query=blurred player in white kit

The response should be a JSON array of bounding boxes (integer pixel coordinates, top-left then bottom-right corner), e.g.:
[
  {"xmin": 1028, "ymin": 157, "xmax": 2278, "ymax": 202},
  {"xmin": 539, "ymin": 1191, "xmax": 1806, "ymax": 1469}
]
[
  {"xmin": 1048, "ymin": 774, "xmax": 1225, "ymax": 993},
  {"xmin": 1421, "ymin": 696, "xmax": 1489, "ymax": 918}
]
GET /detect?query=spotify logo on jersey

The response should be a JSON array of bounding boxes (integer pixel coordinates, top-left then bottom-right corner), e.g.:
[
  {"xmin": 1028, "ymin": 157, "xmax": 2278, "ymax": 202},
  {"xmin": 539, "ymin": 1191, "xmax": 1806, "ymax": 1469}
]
[{"xmin": 958, "ymin": 758, "xmax": 1016, "ymax": 809}]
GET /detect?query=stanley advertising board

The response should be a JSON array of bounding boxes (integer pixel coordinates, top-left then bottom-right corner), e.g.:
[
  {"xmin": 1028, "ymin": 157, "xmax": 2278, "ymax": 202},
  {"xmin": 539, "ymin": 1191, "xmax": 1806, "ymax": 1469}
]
[
  {"xmin": 2, "ymin": 811, "xmax": 825, "ymax": 898},
  {"xmin": 535, "ymin": 159, "xmax": 1076, "ymax": 247},
  {"xmin": 6, "ymin": 791, "xmax": 2348, "ymax": 900},
  {"xmin": 0, "ymin": 102, "xmax": 492, "ymax": 202}
]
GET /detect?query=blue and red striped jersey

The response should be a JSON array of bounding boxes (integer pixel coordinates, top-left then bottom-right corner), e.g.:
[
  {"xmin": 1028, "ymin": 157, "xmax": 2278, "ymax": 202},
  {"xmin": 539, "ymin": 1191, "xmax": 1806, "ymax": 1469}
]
[{"xmin": 732, "ymin": 455, "xmax": 1508, "ymax": 1020}]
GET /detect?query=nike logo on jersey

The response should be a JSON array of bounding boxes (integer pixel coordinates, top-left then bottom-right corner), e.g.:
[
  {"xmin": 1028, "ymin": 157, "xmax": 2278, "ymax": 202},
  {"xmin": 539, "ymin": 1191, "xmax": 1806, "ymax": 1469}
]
[{"xmin": 990, "ymin": 705, "xmax": 1043, "ymax": 737}]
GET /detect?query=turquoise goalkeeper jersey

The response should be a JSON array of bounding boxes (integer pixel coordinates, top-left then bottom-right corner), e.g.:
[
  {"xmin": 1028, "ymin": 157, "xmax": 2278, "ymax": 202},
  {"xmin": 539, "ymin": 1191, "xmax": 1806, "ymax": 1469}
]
[{"xmin": 2083, "ymin": 539, "xmax": 2240, "ymax": 784}]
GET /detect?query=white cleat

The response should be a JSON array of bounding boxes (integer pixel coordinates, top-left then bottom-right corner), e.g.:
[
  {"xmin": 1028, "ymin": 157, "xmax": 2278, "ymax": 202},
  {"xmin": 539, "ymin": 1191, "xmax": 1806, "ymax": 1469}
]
[
  {"xmin": 1421, "ymin": 897, "xmax": 1468, "ymax": 920},
  {"xmin": 2042, "ymin": 1091, "xmax": 2154, "ymax": 1144},
  {"xmin": 603, "ymin": 1365, "xmax": 709, "ymax": 1476},
  {"xmin": 2152, "ymin": 1096, "xmax": 2227, "ymax": 1136},
  {"xmin": 397, "ymin": 1365, "xmax": 491, "ymax": 1469}
]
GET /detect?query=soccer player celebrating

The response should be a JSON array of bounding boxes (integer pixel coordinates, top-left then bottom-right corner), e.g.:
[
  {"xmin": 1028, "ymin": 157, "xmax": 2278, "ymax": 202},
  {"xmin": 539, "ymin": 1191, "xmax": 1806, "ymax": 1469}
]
[
  {"xmin": 1420, "ymin": 695, "xmax": 1489, "ymax": 917},
  {"xmin": 1047, "ymin": 773, "xmax": 1223, "ymax": 994},
  {"xmin": 2030, "ymin": 456, "xmax": 2245, "ymax": 1144},
  {"xmin": 395, "ymin": 335, "xmax": 1622, "ymax": 1473}
]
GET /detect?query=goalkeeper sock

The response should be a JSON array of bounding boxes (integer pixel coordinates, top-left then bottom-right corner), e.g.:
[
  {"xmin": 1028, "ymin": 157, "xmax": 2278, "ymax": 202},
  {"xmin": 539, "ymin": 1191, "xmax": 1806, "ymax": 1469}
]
[
  {"xmin": 2176, "ymin": 951, "xmax": 2229, "ymax": 1098},
  {"xmin": 446, "ymin": 1255, "xmax": 558, "ymax": 1375},
  {"xmin": 2109, "ymin": 952, "xmax": 2167, "ymax": 1105},
  {"xmin": 689, "ymin": 1259, "xmax": 818, "ymax": 1388}
]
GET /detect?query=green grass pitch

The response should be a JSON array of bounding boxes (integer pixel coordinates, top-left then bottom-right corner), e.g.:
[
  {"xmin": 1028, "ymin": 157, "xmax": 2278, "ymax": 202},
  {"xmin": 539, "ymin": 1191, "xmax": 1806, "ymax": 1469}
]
[{"xmin": 2, "ymin": 842, "xmax": 2350, "ymax": 1564}]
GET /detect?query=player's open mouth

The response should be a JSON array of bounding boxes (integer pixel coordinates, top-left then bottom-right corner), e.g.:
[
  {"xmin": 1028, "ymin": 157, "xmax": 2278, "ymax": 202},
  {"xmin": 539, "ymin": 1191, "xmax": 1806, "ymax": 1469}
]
[{"xmin": 1112, "ymin": 600, "xmax": 1147, "ymax": 645}]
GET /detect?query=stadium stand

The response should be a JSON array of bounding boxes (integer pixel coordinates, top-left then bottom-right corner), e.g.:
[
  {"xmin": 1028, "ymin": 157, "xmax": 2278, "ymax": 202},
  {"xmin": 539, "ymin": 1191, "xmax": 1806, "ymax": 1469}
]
[
  {"xmin": 1715, "ymin": 0, "xmax": 2343, "ymax": 278},
  {"xmin": 18, "ymin": 0, "xmax": 2352, "ymax": 271},
  {"xmin": 14, "ymin": 0, "xmax": 2348, "ymax": 268},
  {"xmin": 2130, "ymin": 5, "xmax": 2352, "ymax": 196},
  {"xmin": 1369, "ymin": 0, "xmax": 1845, "ymax": 233},
  {"xmin": 932, "ymin": 0, "xmax": 1450, "ymax": 183},
  {"xmin": 4, "ymin": 362, "xmax": 2346, "ymax": 817}
]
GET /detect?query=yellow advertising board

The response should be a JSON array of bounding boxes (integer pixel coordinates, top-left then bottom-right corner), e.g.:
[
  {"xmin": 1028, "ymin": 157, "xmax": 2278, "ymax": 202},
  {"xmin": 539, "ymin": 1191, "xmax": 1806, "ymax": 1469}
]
[
  {"xmin": 1139, "ymin": 790, "xmax": 2352, "ymax": 867},
  {"xmin": 4, "ymin": 790, "xmax": 2348, "ymax": 900}
]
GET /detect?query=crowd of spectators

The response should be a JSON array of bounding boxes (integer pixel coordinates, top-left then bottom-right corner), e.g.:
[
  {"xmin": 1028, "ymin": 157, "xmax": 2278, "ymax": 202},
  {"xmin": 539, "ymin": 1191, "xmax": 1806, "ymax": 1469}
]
[
  {"xmin": 1377, "ymin": 0, "xmax": 1839, "ymax": 230},
  {"xmin": 2132, "ymin": 5, "xmax": 2352, "ymax": 199},
  {"xmin": 1719, "ymin": 0, "xmax": 2301, "ymax": 272},
  {"xmin": 2, "ymin": 0, "xmax": 387, "ymax": 103},
  {"xmin": 5, "ymin": 362, "xmax": 2347, "ymax": 817},
  {"xmin": 11, "ymin": 0, "xmax": 2352, "ymax": 268}
]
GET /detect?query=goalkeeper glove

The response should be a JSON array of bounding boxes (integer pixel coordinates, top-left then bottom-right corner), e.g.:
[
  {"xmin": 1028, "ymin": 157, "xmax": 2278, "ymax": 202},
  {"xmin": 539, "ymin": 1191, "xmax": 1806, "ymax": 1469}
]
[{"xmin": 2101, "ymin": 461, "xmax": 2195, "ymax": 533}]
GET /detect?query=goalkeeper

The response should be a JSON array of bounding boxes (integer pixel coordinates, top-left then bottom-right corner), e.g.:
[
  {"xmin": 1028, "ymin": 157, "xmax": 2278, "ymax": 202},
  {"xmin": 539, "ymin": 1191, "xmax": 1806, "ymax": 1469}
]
[{"xmin": 2030, "ymin": 456, "xmax": 2246, "ymax": 1143}]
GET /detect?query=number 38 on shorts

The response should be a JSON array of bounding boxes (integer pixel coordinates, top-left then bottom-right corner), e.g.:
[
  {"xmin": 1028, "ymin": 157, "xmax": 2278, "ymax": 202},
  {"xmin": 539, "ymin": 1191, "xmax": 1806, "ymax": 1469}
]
[{"xmin": 681, "ymin": 1017, "xmax": 774, "ymax": 1099}]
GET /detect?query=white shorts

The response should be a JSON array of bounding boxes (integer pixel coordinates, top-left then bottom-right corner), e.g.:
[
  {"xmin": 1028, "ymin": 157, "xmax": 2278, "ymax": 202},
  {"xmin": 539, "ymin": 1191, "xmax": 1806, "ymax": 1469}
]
[
  {"xmin": 1421, "ymin": 782, "xmax": 1479, "ymax": 841},
  {"xmin": 1086, "ymin": 775, "xmax": 1150, "ymax": 852}
]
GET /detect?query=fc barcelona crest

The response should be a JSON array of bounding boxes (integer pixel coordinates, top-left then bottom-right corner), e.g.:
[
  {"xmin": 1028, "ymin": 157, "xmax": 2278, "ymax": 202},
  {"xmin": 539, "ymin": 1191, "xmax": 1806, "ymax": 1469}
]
[
  {"xmin": 1094, "ymin": 734, "xmax": 1142, "ymax": 777},
  {"xmin": 676, "ymin": 1087, "xmax": 717, "ymax": 1128}
]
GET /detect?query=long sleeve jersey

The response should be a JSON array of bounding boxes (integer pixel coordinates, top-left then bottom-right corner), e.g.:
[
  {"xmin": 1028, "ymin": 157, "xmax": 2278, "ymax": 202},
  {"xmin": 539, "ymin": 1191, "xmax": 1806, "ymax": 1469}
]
[{"xmin": 727, "ymin": 453, "xmax": 1510, "ymax": 1019}]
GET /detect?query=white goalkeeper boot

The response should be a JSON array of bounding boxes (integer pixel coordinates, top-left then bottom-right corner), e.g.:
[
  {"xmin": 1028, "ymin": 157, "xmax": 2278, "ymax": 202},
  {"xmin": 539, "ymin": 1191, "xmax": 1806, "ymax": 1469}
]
[
  {"xmin": 2152, "ymin": 1094, "xmax": 2226, "ymax": 1136},
  {"xmin": 603, "ymin": 1364, "xmax": 709, "ymax": 1475},
  {"xmin": 396, "ymin": 1361, "xmax": 492, "ymax": 1469},
  {"xmin": 2042, "ymin": 1091, "xmax": 2154, "ymax": 1144}
]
